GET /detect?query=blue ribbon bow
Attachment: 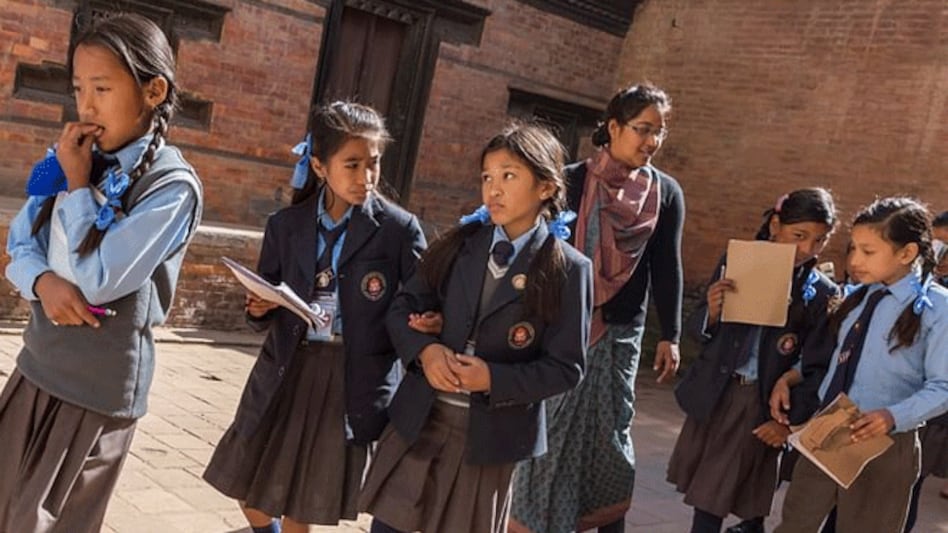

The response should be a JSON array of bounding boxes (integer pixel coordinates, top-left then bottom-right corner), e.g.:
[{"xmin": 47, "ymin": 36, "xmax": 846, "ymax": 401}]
[
  {"xmin": 459, "ymin": 204, "xmax": 490, "ymax": 226},
  {"xmin": 548, "ymin": 210, "xmax": 577, "ymax": 240},
  {"xmin": 802, "ymin": 269, "xmax": 819, "ymax": 305},
  {"xmin": 842, "ymin": 282, "xmax": 862, "ymax": 299},
  {"xmin": 94, "ymin": 168, "xmax": 131, "ymax": 231},
  {"xmin": 26, "ymin": 147, "xmax": 68, "ymax": 197},
  {"xmin": 290, "ymin": 133, "xmax": 312, "ymax": 189},
  {"xmin": 910, "ymin": 275, "xmax": 934, "ymax": 316}
]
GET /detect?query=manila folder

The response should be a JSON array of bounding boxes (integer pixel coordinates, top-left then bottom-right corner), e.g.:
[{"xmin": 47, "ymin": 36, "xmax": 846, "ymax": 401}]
[{"xmin": 721, "ymin": 239, "xmax": 796, "ymax": 327}]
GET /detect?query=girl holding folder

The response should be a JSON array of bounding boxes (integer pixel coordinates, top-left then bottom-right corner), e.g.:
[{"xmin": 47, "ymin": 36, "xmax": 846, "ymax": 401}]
[
  {"xmin": 204, "ymin": 102, "xmax": 426, "ymax": 533},
  {"xmin": 775, "ymin": 197, "xmax": 948, "ymax": 533},
  {"xmin": 667, "ymin": 188, "xmax": 839, "ymax": 533}
]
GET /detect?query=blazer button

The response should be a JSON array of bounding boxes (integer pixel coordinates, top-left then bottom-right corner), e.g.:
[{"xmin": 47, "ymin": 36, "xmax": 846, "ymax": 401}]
[
  {"xmin": 719, "ymin": 365, "xmax": 729, "ymax": 374},
  {"xmin": 732, "ymin": 340, "xmax": 740, "ymax": 348},
  {"xmin": 292, "ymin": 325, "xmax": 300, "ymax": 335},
  {"xmin": 278, "ymin": 366, "xmax": 286, "ymax": 377}
]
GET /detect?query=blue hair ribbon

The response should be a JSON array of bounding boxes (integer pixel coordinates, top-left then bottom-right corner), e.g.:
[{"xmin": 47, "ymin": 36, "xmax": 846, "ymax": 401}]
[
  {"xmin": 842, "ymin": 282, "xmax": 862, "ymax": 299},
  {"xmin": 459, "ymin": 204, "xmax": 490, "ymax": 226},
  {"xmin": 26, "ymin": 146, "xmax": 68, "ymax": 197},
  {"xmin": 801, "ymin": 269, "xmax": 819, "ymax": 305},
  {"xmin": 910, "ymin": 275, "xmax": 934, "ymax": 316},
  {"xmin": 290, "ymin": 133, "xmax": 312, "ymax": 189},
  {"xmin": 94, "ymin": 168, "xmax": 130, "ymax": 231},
  {"xmin": 548, "ymin": 210, "xmax": 577, "ymax": 240}
]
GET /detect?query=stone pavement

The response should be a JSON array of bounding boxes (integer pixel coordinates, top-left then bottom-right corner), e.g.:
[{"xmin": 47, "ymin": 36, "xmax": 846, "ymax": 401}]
[{"xmin": 0, "ymin": 327, "xmax": 945, "ymax": 533}]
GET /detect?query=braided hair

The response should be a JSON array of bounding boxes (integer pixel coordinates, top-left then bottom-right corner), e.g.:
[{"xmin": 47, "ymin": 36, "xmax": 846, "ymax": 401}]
[{"xmin": 31, "ymin": 13, "xmax": 178, "ymax": 256}]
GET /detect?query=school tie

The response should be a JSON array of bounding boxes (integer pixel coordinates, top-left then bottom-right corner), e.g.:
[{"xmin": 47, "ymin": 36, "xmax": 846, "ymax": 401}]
[
  {"xmin": 491, "ymin": 240, "xmax": 514, "ymax": 267},
  {"xmin": 821, "ymin": 288, "xmax": 890, "ymax": 408},
  {"xmin": 313, "ymin": 220, "xmax": 348, "ymax": 293}
]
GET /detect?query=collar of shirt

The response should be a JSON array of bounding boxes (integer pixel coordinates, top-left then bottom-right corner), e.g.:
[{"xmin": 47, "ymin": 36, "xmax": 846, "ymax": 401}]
[
  {"xmin": 97, "ymin": 133, "xmax": 161, "ymax": 175},
  {"xmin": 491, "ymin": 219, "xmax": 540, "ymax": 266},
  {"xmin": 316, "ymin": 187, "xmax": 354, "ymax": 229},
  {"xmin": 873, "ymin": 269, "xmax": 920, "ymax": 306}
]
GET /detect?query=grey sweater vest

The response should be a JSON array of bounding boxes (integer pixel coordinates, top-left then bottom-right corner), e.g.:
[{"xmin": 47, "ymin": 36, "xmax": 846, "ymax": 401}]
[{"xmin": 17, "ymin": 145, "xmax": 203, "ymax": 419}]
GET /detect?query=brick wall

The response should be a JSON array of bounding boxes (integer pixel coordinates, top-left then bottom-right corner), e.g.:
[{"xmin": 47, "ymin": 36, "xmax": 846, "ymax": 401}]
[
  {"xmin": 407, "ymin": 0, "xmax": 624, "ymax": 228},
  {"xmin": 616, "ymin": 0, "xmax": 948, "ymax": 287}
]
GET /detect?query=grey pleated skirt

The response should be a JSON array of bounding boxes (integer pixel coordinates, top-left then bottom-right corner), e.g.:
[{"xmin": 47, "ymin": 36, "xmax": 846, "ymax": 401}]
[
  {"xmin": 0, "ymin": 369, "xmax": 136, "ymax": 533},
  {"xmin": 666, "ymin": 378, "xmax": 781, "ymax": 519},
  {"xmin": 359, "ymin": 401, "xmax": 515, "ymax": 533},
  {"xmin": 203, "ymin": 343, "xmax": 367, "ymax": 525}
]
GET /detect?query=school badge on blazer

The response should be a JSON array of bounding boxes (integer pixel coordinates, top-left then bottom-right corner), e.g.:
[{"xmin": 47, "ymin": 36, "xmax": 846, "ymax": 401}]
[
  {"xmin": 508, "ymin": 322, "xmax": 535, "ymax": 349},
  {"xmin": 776, "ymin": 332, "xmax": 799, "ymax": 355},
  {"xmin": 361, "ymin": 271, "xmax": 387, "ymax": 301}
]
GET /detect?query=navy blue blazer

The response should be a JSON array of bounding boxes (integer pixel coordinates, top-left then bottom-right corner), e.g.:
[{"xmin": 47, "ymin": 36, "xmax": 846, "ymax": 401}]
[
  {"xmin": 232, "ymin": 190, "xmax": 426, "ymax": 444},
  {"xmin": 385, "ymin": 223, "xmax": 593, "ymax": 465},
  {"xmin": 675, "ymin": 254, "xmax": 839, "ymax": 425}
]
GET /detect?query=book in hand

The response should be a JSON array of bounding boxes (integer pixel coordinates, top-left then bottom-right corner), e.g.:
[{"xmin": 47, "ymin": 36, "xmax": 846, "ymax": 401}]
[
  {"xmin": 787, "ymin": 392, "xmax": 894, "ymax": 489},
  {"xmin": 221, "ymin": 256, "xmax": 328, "ymax": 329}
]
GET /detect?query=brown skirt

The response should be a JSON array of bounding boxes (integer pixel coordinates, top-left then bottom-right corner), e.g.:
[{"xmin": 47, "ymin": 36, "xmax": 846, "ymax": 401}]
[
  {"xmin": 666, "ymin": 378, "xmax": 781, "ymax": 519},
  {"xmin": 0, "ymin": 369, "xmax": 136, "ymax": 533},
  {"xmin": 920, "ymin": 421, "xmax": 948, "ymax": 478},
  {"xmin": 203, "ymin": 343, "xmax": 367, "ymax": 525},
  {"xmin": 359, "ymin": 402, "xmax": 515, "ymax": 533}
]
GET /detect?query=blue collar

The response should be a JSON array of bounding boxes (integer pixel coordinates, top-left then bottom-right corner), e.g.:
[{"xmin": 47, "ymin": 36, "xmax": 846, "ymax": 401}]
[
  {"xmin": 98, "ymin": 133, "xmax": 160, "ymax": 175},
  {"xmin": 872, "ymin": 270, "xmax": 918, "ymax": 305},
  {"xmin": 316, "ymin": 187, "xmax": 354, "ymax": 229},
  {"xmin": 491, "ymin": 220, "xmax": 540, "ymax": 264}
]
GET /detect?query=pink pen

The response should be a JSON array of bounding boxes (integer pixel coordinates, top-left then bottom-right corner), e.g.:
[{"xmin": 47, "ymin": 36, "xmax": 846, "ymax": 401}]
[{"xmin": 87, "ymin": 305, "xmax": 117, "ymax": 317}]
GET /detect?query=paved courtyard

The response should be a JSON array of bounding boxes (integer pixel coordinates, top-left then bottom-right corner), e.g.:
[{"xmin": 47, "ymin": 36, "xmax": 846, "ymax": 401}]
[{"xmin": 0, "ymin": 327, "xmax": 944, "ymax": 532}]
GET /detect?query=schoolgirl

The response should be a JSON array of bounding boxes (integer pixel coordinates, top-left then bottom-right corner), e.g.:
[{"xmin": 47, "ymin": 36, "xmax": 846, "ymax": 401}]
[
  {"xmin": 667, "ymin": 188, "xmax": 839, "ymax": 533},
  {"xmin": 203, "ymin": 102, "xmax": 426, "ymax": 533},
  {"xmin": 775, "ymin": 197, "xmax": 948, "ymax": 533},
  {"xmin": 358, "ymin": 123, "xmax": 594, "ymax": 533},
  {"xmin": 0, "ymin": 13, "xmax": 203, "ymax": 531}
]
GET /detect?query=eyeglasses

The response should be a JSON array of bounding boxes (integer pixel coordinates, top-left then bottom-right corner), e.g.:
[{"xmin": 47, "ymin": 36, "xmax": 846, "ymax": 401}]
[{"xmin": 627, "ymin": 123, "xmax": 668, "ymax": 141}]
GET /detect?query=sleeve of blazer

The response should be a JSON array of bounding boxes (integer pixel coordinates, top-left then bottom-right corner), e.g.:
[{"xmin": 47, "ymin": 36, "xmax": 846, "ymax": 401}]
[
  {"xmin": 386, "ymin": 268, "xmax": 442, "ymax": 367},
  {"xmin": 399, "ymin": 214, "xmax": 427, "ymax": 284},
  {"xmin": 487, "ymin": 252, "xmax": 593, "ymax": 408},
  {"xmin": 649, "ymin": 177, "xmax": 685, "ymax": 343},
  {"xmin": 687, "ymin": 254, "xmax": 726, "ymax": 344},
  {"xmin": 245, "ymin": 214, "xmax": 281, "ymax": 333},
  {"xmin": 788, "ymin": 278, "xmax": 839, "ymax": 424}
]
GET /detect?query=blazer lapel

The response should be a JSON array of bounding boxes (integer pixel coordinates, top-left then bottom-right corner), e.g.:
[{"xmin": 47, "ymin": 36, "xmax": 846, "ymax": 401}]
[
  {"xmin": 480, "ymin": 222, "xmax": 550, "ymax": 321},
  {"xmin": 337, "ymin": 193, "xmax": 382, "ymax": 269},
  {"xmin": 293, "ymin": 193, "xmax": 319, "ymax": 293},
  {"xmin": 457, "ymin": 225, "xmax": 493, "ymax": 320}
]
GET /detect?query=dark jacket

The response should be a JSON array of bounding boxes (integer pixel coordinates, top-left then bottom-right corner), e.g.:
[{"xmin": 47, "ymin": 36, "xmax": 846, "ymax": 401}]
[
  {"xmin": 232, "ymin": 190, "xmax": 426, "ymax": 444},
  {"xmin": 675, "ymin": 254, "xmax": 839, "ymax": 425},
  {"xmin": 385, "ymin": 223, "xmax": 594, "ymax": 465},
  {"xmin": 565, "ymin": 160, "xmax": 685, "ymax": 342}
]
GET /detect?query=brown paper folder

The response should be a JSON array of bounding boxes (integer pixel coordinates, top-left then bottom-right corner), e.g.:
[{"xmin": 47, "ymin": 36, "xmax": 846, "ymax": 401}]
[
  {"xmin": 721, "ymin": 239, "xmax": 796, "ymax": 327},
  {"xmin": 788, "ymin": 393, "xmax": 894, "ymax": 489}
]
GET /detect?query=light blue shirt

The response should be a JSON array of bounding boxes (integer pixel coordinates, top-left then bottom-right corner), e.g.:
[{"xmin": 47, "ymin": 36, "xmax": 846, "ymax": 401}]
[
  {"xmin": 818, "ymin": 271, "xmax": 948, "ymax": 432},
  {"xmin": 6, "ymin": 135, "xmax": 198, "ymax": 305},
  {"xmin": 735, "ymin": 326, "xmax": 763, "ymax": 380},
  {"xmin": 310, "ymin": 188, "xmax": 353, "ymax": 337},
  {"xmin": 490, "ymin": 220, "xmax": 541, "ymax": 266}
]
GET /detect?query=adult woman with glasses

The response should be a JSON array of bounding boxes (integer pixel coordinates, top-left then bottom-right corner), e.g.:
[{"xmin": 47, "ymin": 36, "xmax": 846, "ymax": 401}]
[{"xmin": 509, "ymin": 83, "xmax": 686, "ymax": 533}]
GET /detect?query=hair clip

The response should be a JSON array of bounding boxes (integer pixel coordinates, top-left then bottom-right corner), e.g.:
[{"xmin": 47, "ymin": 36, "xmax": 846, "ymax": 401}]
[
  {"xmin": 94, "ymin": 168, "xmax": 130, "ymax": 231},
  {"xmin": 548, "ymin": 210, "xmax": 577, "ymax": 240},
  {"xmin": 26, "ymin": 146, "xmax": 68, "ymax": 197},
  {"xmin": 802, "ymin": 269, "xmax": 819, "ymax": 304},
  {"xmin": 289, "ymin": 133, "xmax": 311, "ymax": 189},
  {"xmin": 910, "ymin": 275, "xmax": 934, "ymax": 316},
  {"xmin": 459, "ymin": 204, "xmax": 490, "ymax": 226},
  {"xmin": 774, "ymin": 193, "xmax": 789, "ymax": 214}
]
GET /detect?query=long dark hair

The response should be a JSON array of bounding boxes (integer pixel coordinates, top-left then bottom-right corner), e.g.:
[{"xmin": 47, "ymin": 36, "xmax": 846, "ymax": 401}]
[
  {"xmin": 31, "ymin": 13, "xmax": 179, "ymax": 256},
  {"xmin": 754, "ymin": 187, "xmax": 838, "ymax": 240},
  {"xmin": 831, "ymin": 197, "xmax": 936, "ymax": 351},
  {"xmin": 592, "ymin": 83, "xmax": 671, "ymax": 147},
  {"xmin": 291, "ymin": 101, "xmax": 391, "ymax": 207},
  {"xmin": 421, "ymin": 123, "xmax": 568, "ymax": 322}
]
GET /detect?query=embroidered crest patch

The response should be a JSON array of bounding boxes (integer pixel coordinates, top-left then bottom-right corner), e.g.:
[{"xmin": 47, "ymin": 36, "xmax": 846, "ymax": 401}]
[
  {"xmin": 508, "ymin": 321, "xmax": 535, "ymax": 349},
  {"xmin": 360, "ymin": 271, "xmax": 387, "ymax": 301},
  {"xmin": 776, "ymin": 332, "xmax": 799, "ymax": 356}
]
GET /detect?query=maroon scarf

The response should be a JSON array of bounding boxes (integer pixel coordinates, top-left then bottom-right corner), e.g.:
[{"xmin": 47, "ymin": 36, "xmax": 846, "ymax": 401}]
[{"xmin": 574, "ymin": 149, "xmax": 661, "ymax": 345}]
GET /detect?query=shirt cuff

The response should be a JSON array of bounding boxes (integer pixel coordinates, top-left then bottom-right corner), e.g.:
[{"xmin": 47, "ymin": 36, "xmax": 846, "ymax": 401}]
[
  {"xmin": 58, "ymin": 187, "xmax": 98, "ymax": 221},
  {"xmin": 888, "ymin": 405, "xmax": 916, "ymax": 433},
  {"xmin": 9, "ymin": 259, "xmax": 50, "ymax": 300}
]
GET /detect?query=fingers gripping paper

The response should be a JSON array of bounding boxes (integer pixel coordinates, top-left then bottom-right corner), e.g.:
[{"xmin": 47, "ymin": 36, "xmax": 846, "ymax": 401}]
[
  {"xmin": 221, "ymin": 256, "xmax": 328, "ymax": 329},
  {"xmin": 722, "ymin": 239, "xmax": 797, "ymax": 327}
]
